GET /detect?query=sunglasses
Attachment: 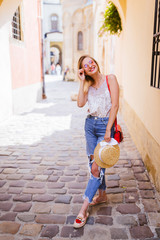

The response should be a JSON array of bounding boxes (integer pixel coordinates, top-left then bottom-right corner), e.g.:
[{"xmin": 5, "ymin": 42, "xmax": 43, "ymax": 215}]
[{"xmin": 83, "ymin": 60, "xmax": 94, "ymax": 69}]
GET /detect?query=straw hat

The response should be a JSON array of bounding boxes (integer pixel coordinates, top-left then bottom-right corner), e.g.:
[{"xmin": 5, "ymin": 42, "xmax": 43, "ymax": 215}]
[{"xmin": 94, "ymin": 138, "xmax": 120, "ymax": 168}]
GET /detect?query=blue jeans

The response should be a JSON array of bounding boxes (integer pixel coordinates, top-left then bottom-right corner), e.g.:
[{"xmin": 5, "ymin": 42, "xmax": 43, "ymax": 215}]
[{"xmin": 83, "ymin": 115, "xmax": 114, "ymax": 203}]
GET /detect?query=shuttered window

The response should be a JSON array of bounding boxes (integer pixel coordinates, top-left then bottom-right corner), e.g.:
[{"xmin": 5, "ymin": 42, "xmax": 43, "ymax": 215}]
[
  {"xmin": 77, "ymin": 31, "xmax": 83, "ymax": 50},
  {"xmin": 12, "ymin": 7, "xmax": 22, "ymax": 40},
  {"xmin": 151, "ymin": 0, "xmax": 160, "ymax": 89}
]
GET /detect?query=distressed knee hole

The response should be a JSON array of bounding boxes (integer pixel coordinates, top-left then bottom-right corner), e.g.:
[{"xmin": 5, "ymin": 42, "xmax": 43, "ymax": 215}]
[
  {"xmin": 90, "ymin": 155, "xmax": 94, "ymax": 160},
  {"xmin": 91, "ymin": 162, "xmax": 100, "ymax": 178}
]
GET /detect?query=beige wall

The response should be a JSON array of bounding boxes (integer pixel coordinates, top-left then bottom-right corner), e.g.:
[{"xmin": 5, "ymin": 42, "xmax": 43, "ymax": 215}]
[
  {"xmin": 94, "ymin": 0, "xmax": 160, "ymax": 190},
  {"xmin": 62, "ymin": 12, "xmax": 72, "ymax": 72},
  {"xmin": 113, "ymin": 0, "xmax": 160, "ymax": 190},
  {"xmin": 122, "ymin": 0, "xmax": 159, "ymax": 142}
]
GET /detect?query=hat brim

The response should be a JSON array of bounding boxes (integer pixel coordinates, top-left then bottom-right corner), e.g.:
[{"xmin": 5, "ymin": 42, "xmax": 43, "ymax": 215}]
[{"xmin": 94, "ymin": 141, "xmax": 120, "ymax": 168}]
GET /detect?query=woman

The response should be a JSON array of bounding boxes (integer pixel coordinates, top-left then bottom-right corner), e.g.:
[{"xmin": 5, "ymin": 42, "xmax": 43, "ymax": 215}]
[{"xmin": 74, "ymin": 55, "xmax": 119, "ymax": 228}]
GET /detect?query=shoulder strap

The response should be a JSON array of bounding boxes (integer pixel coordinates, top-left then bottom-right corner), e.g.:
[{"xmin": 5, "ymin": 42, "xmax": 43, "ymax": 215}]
[
  {"xmin": 106, "ymin": 75, "xmax": 110, "ymax": 93},
  {"xmin": 106, "ymin": 75, "xmax": 117, "ymax": 129}
]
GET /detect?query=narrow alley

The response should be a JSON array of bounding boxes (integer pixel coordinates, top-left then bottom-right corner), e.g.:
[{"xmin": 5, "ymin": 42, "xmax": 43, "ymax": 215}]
[{"xmin": 0, "ymin": 77, "xmax": 160, "ymax": 240}]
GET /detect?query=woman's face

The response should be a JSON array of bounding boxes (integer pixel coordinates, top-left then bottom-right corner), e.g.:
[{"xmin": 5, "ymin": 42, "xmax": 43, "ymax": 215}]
[{"xmin": 82, "ymin": 57, "xmax": 98, "ymax": 75}]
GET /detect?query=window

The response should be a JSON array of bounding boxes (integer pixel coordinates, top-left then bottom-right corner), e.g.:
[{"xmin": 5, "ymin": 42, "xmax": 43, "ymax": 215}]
[
  {"xmin": 51, "ymin": 14, "xmax": 58, "ymax": 31},
  {"xmin": 77, "ymin": 31, "xmax": 83, "ymax": 50},
  {"xmin": 151, "ymin": 0, "xmax": 160, "ymax": 89},
  {"xmin": 12, "ymin": 6, "xmax": 22, "ymax": 40},
  {"xmin": 86, "ymin": 0, "xmax": 93, "ymax": 4}
]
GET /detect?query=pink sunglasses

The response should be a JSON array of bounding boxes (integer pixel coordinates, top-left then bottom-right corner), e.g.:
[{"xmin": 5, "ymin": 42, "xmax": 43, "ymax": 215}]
[{"xmin": 84, "ymin": 60, "xmax": 94, "ymax": 69}]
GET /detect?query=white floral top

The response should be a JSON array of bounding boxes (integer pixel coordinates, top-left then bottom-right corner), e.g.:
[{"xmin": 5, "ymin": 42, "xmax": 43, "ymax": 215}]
[{"xmin": 87, "ymin": 79, "xmax": 112, "ymax": 117}]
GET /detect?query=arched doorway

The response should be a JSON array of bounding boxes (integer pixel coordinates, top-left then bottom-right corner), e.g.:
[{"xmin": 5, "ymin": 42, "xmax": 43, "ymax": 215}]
[
  {"xmin": 50, "ymin": 44, "xmax": 62, "ymax": 66},
  {"xmin": 49, "ymin": 43, "xmax": 62, "ymax": 75}
]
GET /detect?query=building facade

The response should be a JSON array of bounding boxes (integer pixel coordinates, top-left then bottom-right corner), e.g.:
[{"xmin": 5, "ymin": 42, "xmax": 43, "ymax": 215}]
[
  {"xmin": 61, "ymin": 0, "xmax": 93, "ymax": 80},
  {"xmin": 43, "ymin": 0, "xmax": 63, "ymax": 74},
  {"xmin": 0, "ymin": 0, "xmax": 43, "ymax": 120}
]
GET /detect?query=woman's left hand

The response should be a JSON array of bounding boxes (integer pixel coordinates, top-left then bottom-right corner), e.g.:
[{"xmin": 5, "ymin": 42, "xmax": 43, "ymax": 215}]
[{"xmin": 104, "ymin": 129, "xmax": 111, "ymax": 142}]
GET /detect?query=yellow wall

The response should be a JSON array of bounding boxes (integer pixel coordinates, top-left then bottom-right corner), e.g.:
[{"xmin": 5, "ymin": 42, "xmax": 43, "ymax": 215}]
[
  {"xmin": 114, "ymin": 0, "xmax": 160, "ymax": 190},
  {"xmin": 122, "ymin": 0, "xmax": 160, "ymax": 144},
  {"xmin": 118, "ymin": 0, "xmax": 126, "ymax": 19},
  {"xmin": 123, "ymin": 100, "xmax": 160, "ymax": 190},
  {"xmin": 100, "ymin": 0, "xmax": 160, "ymax": 190}
]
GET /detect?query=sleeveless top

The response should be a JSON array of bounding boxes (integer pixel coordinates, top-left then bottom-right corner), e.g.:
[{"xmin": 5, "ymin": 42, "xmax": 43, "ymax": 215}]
[{"xmin": 87, "ymin": 78, "xmax": 112, "ymax": 118}]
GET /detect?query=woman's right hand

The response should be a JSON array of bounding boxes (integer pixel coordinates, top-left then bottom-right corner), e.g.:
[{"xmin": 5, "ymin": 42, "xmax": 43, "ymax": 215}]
[
  {"xmin": 77, "ymin": 68, "xmax": 88, "ymax": 107},
  {"xmin": 78, "ymin": 68, "xmax": 85, "ymax": 82}
]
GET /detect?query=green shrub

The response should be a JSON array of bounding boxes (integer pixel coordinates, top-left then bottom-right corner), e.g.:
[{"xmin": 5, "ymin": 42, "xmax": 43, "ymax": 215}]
[{"xmin": 99, "ymin": 1, "xmax": 122, "ymax": 36}]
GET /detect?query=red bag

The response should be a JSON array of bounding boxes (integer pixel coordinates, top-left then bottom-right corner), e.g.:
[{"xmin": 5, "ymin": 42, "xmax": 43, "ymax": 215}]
[
  {"xmin": 106, "ymin": 76, "xmax": 123, "ymax": 143},
  {"xmin": 114, "ymin": 118, "xmax": 124, "ymax": 143}
]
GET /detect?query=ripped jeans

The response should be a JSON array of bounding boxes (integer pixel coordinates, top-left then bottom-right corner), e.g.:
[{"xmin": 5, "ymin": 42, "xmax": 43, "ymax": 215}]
[{"xmin": 83, "ymin": 115, "xmax": 114, "ymax": 203}]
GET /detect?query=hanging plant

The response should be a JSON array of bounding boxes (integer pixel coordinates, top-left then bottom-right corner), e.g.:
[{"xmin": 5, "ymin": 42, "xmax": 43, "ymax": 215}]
[{"xmin": 99, "ymin": 1, "xmax": 122, "ymax": 37}]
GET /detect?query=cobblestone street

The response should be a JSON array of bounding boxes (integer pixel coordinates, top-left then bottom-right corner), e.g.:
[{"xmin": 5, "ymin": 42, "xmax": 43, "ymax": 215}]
[{"xmin": 0, "ymin": 76, "xmax": 160, "ymax": 240}]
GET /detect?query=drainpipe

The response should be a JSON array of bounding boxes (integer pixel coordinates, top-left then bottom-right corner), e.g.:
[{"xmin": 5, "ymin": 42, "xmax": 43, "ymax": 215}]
[
  {"xmin": 39, "ymin": 0, "xmax": 47, "ymax": 99},
  {"xmin": 41, "ymin": 25, "xmax": 47, "ymax": 99}
]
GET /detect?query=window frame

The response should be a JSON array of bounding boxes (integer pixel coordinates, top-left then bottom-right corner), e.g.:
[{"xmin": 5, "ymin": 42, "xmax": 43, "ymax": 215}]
[{"xmin": 12, "ymin": 6, "xmax": 22, "ymax": 41}]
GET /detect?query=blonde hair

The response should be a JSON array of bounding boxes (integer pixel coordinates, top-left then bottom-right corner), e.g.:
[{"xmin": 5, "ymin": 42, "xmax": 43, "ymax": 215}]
[{"xmin": 78, "ymin": 55, "xmax": 101, "ymax": 93}]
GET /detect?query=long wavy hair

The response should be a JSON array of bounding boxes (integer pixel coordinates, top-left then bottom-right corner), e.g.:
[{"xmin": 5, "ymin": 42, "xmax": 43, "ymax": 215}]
[{"xmin": 78, "ymin": 55, "xmax": 101, "ymax": 92}]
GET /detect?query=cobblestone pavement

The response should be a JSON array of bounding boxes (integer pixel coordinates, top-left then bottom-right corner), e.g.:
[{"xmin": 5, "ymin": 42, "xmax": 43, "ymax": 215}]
[{"xmin": 0, "ymin": 76, "xmax": 160, "ymax": 240}]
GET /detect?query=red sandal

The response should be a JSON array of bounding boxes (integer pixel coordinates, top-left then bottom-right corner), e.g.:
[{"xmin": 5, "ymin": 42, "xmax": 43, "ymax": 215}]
[{"xmin": 73, "ymin": 212, "xmax": 89, "ymax": 228}]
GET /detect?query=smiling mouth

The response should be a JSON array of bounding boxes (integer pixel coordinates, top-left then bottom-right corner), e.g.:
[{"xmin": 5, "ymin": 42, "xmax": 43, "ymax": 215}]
[{"xmin": 89, "ymin": 66, "xmax": 96, "ymax": 72}]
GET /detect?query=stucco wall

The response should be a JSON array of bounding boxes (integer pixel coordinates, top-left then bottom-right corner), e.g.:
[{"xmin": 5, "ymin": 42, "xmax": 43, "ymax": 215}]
[
  {"xmin": 12, "ymin": 82, "xmax": 42, "ymax": 114},
  {"xmin": 10, "ymin": 0, "xmax": 42, "ymax": 90},
  {"xmin": 98, "ymin": 0, "xmax": 160, "ymax": 190},
  {"xmin": 122, "ymin": 0, "xmax": 160, "ymax": 144},
  {"xmin": 115, "ymin": 0, "xmax": 160, "ymax": 190}
]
